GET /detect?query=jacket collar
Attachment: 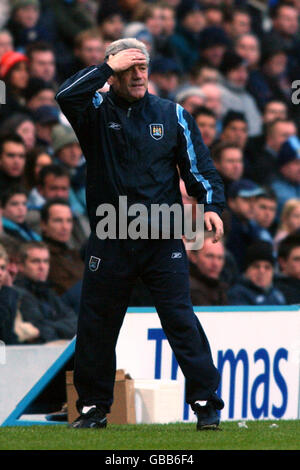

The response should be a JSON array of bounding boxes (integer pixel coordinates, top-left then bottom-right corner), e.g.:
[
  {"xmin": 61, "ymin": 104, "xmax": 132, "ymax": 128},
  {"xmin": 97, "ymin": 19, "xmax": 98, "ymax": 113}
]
[{"xmin": 107, "ymin": 86, "xmax": 149, "ymax": 111}]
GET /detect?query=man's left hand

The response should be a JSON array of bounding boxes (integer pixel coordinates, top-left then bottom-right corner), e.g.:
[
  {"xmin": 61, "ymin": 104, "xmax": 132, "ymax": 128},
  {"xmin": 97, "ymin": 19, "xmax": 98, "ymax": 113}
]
[{"xmin": 204, "ymin": 211, "xmax": 224, "ymax": 243}]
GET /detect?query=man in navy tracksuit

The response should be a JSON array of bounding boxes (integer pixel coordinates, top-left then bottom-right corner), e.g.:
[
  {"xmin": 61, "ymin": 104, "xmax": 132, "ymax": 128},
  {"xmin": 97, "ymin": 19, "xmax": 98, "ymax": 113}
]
[{"xmin": 56, "ymin": 38, "xmax": 226, "ymax": 430}]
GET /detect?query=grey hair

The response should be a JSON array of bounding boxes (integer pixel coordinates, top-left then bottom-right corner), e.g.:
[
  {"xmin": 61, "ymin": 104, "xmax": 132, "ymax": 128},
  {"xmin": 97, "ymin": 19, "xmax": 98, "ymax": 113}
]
[{"xmin": 105, "ymin": 38, "xmax": 150, "ymax": 65}]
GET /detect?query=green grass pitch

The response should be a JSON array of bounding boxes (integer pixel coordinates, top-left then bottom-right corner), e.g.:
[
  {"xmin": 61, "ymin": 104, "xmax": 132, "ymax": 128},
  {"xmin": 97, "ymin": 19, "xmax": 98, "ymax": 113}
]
[{"xmin": 0, "ymin": 420, "xmax": 299, "ymax": 450}]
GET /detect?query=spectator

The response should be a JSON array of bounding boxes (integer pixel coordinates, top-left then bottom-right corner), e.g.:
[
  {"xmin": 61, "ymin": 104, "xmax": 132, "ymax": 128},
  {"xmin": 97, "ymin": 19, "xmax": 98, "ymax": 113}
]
[
  {"xmin": 51, "ymin": 124, "xmax": 86, "ymax": 215},
  {"xmin": 187, "ymin": 231, "xmax": 228, "ymax": 306},
  {"xmin": 15, "ymin": 241, "xmax": 77, "ymax": 342},
  {"xmin": 251, "ymin": 188, "xmax": 278, "ymax": 244},
  {"xmin": 275, "ymin": 233, "xmax": 300, "ymax": 303},
  {"xmin": 0, "ymin": 113, "xmax": 36, "ymax": 151},
  {"xmin": 220, "ymin": 111, "xmax": 248, "ymax": 150},
  {"xmin": 32, "ymin": 105, "xmax": 60, "ymax": 151},
  {"xmin": 175, "ymin": 87, "xmax": 205, "ymax": 114},
  {"xmin": 198, "ymin": 26, "xmax": 230, "ymax": 68},
  {"xmin": 24, "ymin": 77, "xmax": 56, "ymax": 111},
  {"xmin": 0, "ymin": 133, "xmax": 26, "ymax": 196},
  {"xmin": 0, "ymin": 242, "xmax": 39, "ymax": 344},
  {"xmin": 149, "ymin": 56, "xmax": 181, "ymax": 99},
  {"xmin": 246, "ymin": 118, "xmax": 297, "ymax": 185},
  {"xmin": 228, "ymin": 241, "xmax": 286, "ymax": 305},
  {"xmin": 219, "ymin": 50, "xmax": 262, "ymax": 136},
  {"xmin": 193, "ymin": 106, "xmax": 217, "ymax": 148},
  {"xmin": 203, "ymin": 4, "xmax": 224, "ymax": 28},
  {"xmin": 6, "ymin": 0, "xmax": 52, "ymax": 51},
  {"xmin": 0, "ymin": 29, "xmax": 13, "ymax": 59},
  {"xmin": 226, "ymin": 179, "xmax": 265, "ymax": 271},
  {"xmin": 211, "ymin": 141, "xmax": 244, "ymax": 196},
  {"xmin": 224, "ymin": 7, "xmax": 252, "ymax": 41},
  {"xmin": 234, "ymin": 33, "xmax": 260, "ymax": 71},
  {"xmin": 97, "ymin": 3, "xmax": 125, "ymax": 42},
  {"xmin": 274, "ymin": 199, "xmax": 300, "ymax": 250},
  {"xmin": 1, "ymin": 185, "xmax": 41, "ymax": 242},
  {"xmin": 0, "ymin": 237, "xmax": 22, "ymax": 286},
  {"xmin": 71, "ymin": 29, "xmax": 105, "ymax": 76},
  {"xmin": 0, "ymin": 50, "xmax": 29, "ymax": 121},
  {"xmin": 40, "ymin": 198, "xmax": 84, "ymax": 296},
  {"xmin": 26, "ymin": 41, "xmax": 57, "ymax": 85},
  {"xmin": 262, "ymin": 99, "xmax": 288, "ymax": 124},
  {"xmin": 189, "ymin": 62, "xmax": 220, "ymax": 87},
  {"xmin": 24, "ymin": 147, "xmax": 52, "ymax": 190}
]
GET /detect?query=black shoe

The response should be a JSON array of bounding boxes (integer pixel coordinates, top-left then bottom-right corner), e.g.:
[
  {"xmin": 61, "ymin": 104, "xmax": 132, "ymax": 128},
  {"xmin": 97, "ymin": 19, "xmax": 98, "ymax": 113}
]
[
  {"xmin": 192, "ymin": 401, "xmax": 222, "ymax": 431},
  {"xmin": 69, "ymin": 406, "xmax": 107, "ymax": 429}
]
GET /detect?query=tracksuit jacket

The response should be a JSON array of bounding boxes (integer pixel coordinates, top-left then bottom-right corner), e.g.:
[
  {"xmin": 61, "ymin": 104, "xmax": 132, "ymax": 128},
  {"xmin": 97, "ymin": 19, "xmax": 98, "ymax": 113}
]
[{"xmin": 55, "ymin": 62, "xmax": 225, "ymax": 233}]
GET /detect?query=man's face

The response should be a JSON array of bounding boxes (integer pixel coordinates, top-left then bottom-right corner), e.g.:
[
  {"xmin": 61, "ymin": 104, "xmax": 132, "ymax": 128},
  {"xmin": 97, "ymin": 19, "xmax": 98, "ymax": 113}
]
[
  {"xmin": 110, "ymin": 63, "xmax": 148, "ymax": 102},
  {"xmin": 21, "ymin": 248, "xmax": 50, "ymax": 282},
  {"xmin": 253, "ymin": 197, "xmax": 277, "ymax": 228},
  {"xmin": 231, "ymin": 13, "xmax": 251, "ymax": 38},
  {"xmin": 264, "ymin": 53, "xmax": 287, "ymax": 77},
  {"xmin": 264, "ymin": 102, "xmax": 287, "ymax": 123},
  {"xmin": 183, "ymin": 11, "xmax": 206, "ymax": 33},
  {"xmin": 101, "ymin": 15, "xmax": 124, "ymax": 41},
  {"xmin": 192, "ymin": 238, "xmax": 225, "ymax": 279},
  {"xmin": 202, "ymin": 45, "xmax": 226, "ymax": 67},
  {"xmin": 227, "ymin": 65, "xmax": 248, "ymax": 88},
  {"xmin": 195, "ymin": 114, "xmax": 217, "ymax": 147},
  {"xmin": 0, "ymin": 141, "xmax": 26, "ymax": 177},
  {"xmin": 27, "ymin": 89, "xmax": 56, "ymax": 110},
  {"xmin": 14, "ymin": 5, "xmax": 39, "ymax": 28},
  {"xmin": 280, "ymin": 246, "xmax": 300, "ymax": 280},
  {"xmin": 268, "ymin": 122, "xmax": 297, "ymax": 152},
  {"xmin": 76, "ymin": 38, "xmax": 105, "ymax": 67},
  {"xmin": 40, "ymin": 174, "xmax": 70, "ymax": 200},
  {"xmin": 281, "ymin": 160, "xmax": 300, "ymax": 184},
  {"xmin": 0, "ymin": 258, "xmax": 7, "ymax": 287},
  {"xmin": 41, "ymin": 204, "xmax": 73, "ymax": 243},
  {"xmin": 150, "ymin": 72, "xmax": 178, "ymax": 94},
  {"xmin": 222, "ymin": 120, "xmax": 248, "ymax": 149},
  {"xmin": 182, "ymin": 95, "xmax": 204, "ymax": 114},
  {"xmin": 0, "ymin": 31, "xmax": 13, "ymax": 59},
  {"xmin": 215, "ymin": 148, "xmax": 243, "ymax": 181},
  {"xmin": 201, "ymin": 84, "xmax": 223, "ymax": 118},
  {"xmin": 235, "ymin": 35, "xmax": 260, "ymax": 67},
  {"xmin": 229, "ymin": 196, "xmax": 254, "ymax": 219},
  {"xmin": 194, "ymin": 67, "xmax": 219, "ymax": 86},
  {"xmin": 161, "ymin": 7, "xmax": 175, "ymax": 35},
  {"xmin": 146, "ymin": 7, "xmax": 164, "ymax": 36},
  {"xmin": 3, "ymin": 193, "xmax": 27, "ymax": 224},
  {"xmin": 17, "ymin": 120, "xmax": 36, "ymax": 150},
  {"xmin": 274, "ymin": 6, "xmax": 299, "ymax": 36},
  {"xmin": 57, "ymin": 143, "xmax": 82, "ymax": 168},
  {"xmin": 245, "ymin": 261, "xmax": 273, "ymax": 289},
  {"xmin": 30, "ymin": 51, "xmax": 56, "ymax": 82}
]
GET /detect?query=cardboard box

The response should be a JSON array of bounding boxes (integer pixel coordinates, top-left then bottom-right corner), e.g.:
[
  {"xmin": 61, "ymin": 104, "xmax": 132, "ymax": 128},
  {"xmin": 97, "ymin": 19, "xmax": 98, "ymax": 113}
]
[{"xmin": 66, "ymin": 370, "xmax": 136, "ymax": 424}]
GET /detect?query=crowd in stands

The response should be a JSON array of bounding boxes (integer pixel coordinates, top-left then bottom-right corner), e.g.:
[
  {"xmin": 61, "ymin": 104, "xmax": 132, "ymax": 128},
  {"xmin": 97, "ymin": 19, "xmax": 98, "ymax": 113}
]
[{"xmin": 0, "ymin": 0, "xmax": 300, "ymax": 346}]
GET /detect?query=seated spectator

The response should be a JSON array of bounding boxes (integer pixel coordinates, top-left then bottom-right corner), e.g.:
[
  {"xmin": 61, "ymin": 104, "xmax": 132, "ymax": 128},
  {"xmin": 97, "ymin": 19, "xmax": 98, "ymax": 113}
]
[
  {"xmin": 0, "ymin": 29, "xmax": 13, "ymax": 59},
  {"xmin": 0, "ymin": 133, "xmax": 26, "ymax": 196},
  {"xmin": 0, "ymin": 50, "xmax": 29, "ymax": 122},
  {"xmin": 274, "ymin": 199, "xmax": 300, "ymax": 251},
  {"xmin": 275, "ymin": 233, "xmax": 300, "ymax": 304},
  {"xmin": 0, "ymin": 113, "xmax": 36, "ymax": 151},
  {"xmin": 226, "ymin": 179, "xmax": 265, "ymax": 271},
  {"xmin": 189, "ymin": 62, "xmax": 220, "ymax": 87},
  {"xmin": 33, "ymin": 105, "xmax": 60, "ymax": 151},
  {"xmin": 187, "ymin": 231, "xmax": 228, "ymax": 306},
  {"xmin": 211, "ymin": 141, "xmax": 244, "ymax": 197},
  {"xmin": 198, "ymin": 26, "xmax": 229, "ymax": 68},
  {"xmin": 200, "ymin": 82, "xmax": 224, "ymax": 134},
  {"xmin": 26, "ymin": 41, "xmax": 57, "ymax": 85},
  {"xmin": 40, "ymin": 198, "xmax": 84, "ymax": 296},
  {"xmin": 234, "ymin": 33, "xmax": 260, "ymax": 72},
  {"xmin": 271, "ymin": 136, "xmax": 300, "ymax": 214},
  {"xmin": 0, "ymin": 242, "xmax": 39, "ymax": 344},
  {"xmin": 202, "ymin": 4, "xmax": 224, "ymax": 28},
  {"xmin": 245, "ymin": 118, "xmax": 297, "ymax": 185},
  {"xmin": 1, "ymin": 185, "xmax": 41, "ymax": 242},
  {"xmin": 251, "ymin": 188, "xmax": 277, "ymax": 244},
  {"xmin": 14, "ymin": 241, "xmax": 77, "ymax": 342},
  {"xmin": 0, "ymin": 237, "xmax": 22, "ymax": 286},
  {"xmin": 223, "ymin": 7, "xmax": 252, "ymax": 41},
  {"xmin": 97, "ymin": 2, "xmax": 125, "ymax": 42},
  {"xmin": 175, "ymin": 87, "xmax": 205, "ymax": 115},
  {"xmin": 219, "ymin": 50, "xmax": 262, "ymax": 136},
  {"xmin": 5, "ymin": 0, "xmax": 53, "ymax": 52},
  {"xmin": 149, "ymin": 56, "xmax": 181, "ymax": 100},
  {"xmin": 71, "ymin": 29, "xmax": 105, "ymax": 76},
  {"xmin": 228, "ymin": 241, "xmax": 286, "ymax": 305},
  {"xmin": 24, "ymin": 77, "xmax": 56, "ymax": 111},
  {"xmin": 26, "ymin": 164, "xmax": 89, "ymax": 248},
  {"xmin": 220, "ymin": 111, "xmax": 248, "ymax": 151},
  {"xmin": 24, "ymin": 147, "xmax": 52, "ymax": 190},
  {"xmin": 192, "ymin": 106, "xmax": 217, "ymax": 148},
  {"xmin": 51, "ymin": 124, "xmax": 86, "ymax": 215}
]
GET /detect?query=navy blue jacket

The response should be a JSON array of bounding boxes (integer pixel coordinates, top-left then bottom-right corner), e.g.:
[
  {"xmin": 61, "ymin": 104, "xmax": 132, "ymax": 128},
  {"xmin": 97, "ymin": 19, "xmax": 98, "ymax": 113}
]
[
  {"xmin": 228, "ymin": 277, "xmax": 286, "ymax": 306},
  {"xmin": 56, "ymin": 63, "xmax": 225, "ymax": 233}
]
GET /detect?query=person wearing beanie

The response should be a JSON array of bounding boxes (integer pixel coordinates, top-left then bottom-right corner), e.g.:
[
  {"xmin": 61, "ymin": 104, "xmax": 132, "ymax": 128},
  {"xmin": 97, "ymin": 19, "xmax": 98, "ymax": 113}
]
[
  {"xmin": 271, "ymin": 136, "xmax": 300, "ymax": 215},
  {"xmin": 0, "ymin": 51, "xmax": 29, "ymax": 123},
  {"xmin": 219, "ymin": 50, "xmax": 262, "ymax": 137},
  {"xmin": 199, "ymin": 26, "xmax": 229, "ymax": 68},
  {"xmin": 228, "ymin": 241, "xmax": 286, "ymax": 305}
]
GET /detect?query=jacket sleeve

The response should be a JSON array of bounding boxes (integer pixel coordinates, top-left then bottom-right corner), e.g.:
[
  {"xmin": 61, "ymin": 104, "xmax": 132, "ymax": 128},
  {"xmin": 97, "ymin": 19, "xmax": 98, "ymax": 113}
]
[
  {"xmin": 175, "ymin": 104, "xmax": 225, "ymax": 216},
  {"xmin": 55, "ymin": 62, "xmax": 114, "ymax": 131}
]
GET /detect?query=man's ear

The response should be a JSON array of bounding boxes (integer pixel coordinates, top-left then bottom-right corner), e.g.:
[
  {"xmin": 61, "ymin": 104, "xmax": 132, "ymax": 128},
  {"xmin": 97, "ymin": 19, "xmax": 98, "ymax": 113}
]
[{"xmin": 107, "ymin": 75, "xmax": 115, "ymax": 86}]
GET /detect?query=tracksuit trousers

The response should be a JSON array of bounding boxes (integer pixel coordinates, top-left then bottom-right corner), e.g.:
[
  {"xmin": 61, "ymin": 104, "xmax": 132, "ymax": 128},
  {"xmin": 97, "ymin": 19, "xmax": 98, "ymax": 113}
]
[{"xmin": 74, "ymin": 232, "xmax": 221, "ymax": 414}]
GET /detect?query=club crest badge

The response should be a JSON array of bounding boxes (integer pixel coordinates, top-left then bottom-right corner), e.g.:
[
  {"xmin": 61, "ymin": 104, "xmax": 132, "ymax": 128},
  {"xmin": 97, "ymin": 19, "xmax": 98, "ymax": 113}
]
[
  {"xmin": 89, "ymin": 256, "xmax": 101, "ymax": 271},
  {"xmin": 149, "ymin": 123, "xmax": 164, "ymax": 140}
]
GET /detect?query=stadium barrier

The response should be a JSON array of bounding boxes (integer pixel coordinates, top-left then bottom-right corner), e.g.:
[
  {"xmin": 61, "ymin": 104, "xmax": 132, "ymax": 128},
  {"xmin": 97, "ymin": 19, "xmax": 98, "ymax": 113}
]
[{"xmin": 1, "ymin": 306, "xmax": 300, "ymax": 426}]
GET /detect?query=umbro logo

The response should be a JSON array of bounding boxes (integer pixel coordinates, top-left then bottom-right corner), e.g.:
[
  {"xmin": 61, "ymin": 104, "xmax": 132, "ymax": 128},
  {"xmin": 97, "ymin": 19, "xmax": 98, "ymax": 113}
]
[
  {"xmin": 171, "ymin": 252, "xmax": 182, "ymax": 259},
  {"xmin": 108, "ymin": 122, "xmax": 122, "ymax": 130}
]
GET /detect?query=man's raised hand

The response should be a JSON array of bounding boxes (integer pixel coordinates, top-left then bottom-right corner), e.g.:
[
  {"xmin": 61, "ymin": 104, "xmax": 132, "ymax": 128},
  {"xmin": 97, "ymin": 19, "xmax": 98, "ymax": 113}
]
[{"xmin": 107, "ymin": 48, "xmax": 147, "ymax": 73}]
